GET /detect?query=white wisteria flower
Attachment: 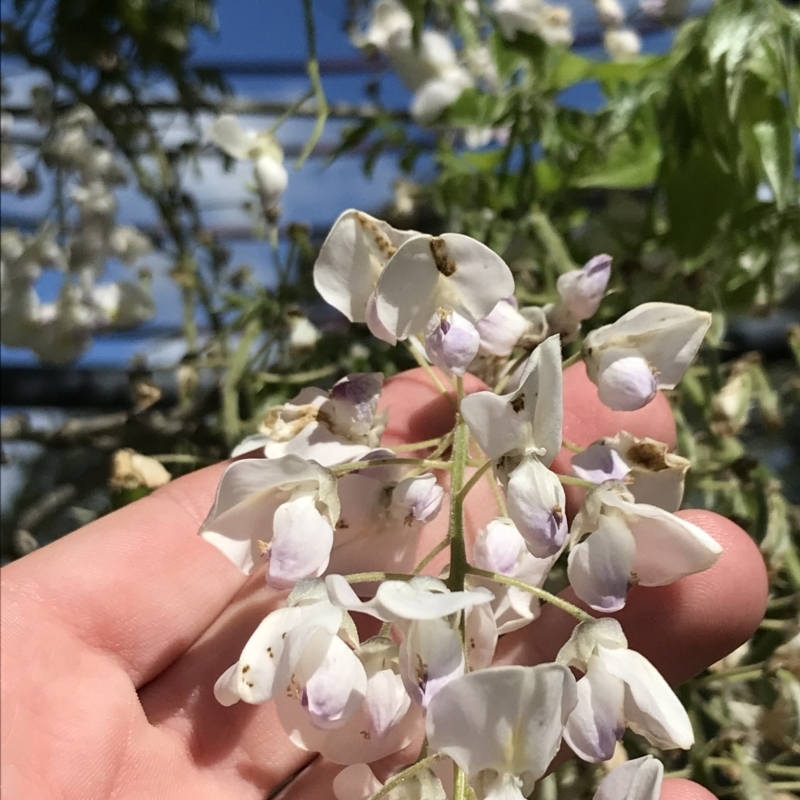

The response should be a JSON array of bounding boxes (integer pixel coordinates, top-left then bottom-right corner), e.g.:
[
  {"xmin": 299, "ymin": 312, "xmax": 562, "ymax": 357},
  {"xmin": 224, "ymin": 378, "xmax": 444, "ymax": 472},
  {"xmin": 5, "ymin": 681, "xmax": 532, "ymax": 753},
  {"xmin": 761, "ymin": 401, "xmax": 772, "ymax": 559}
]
[
  {"xmin": 494, "ymin": 0, "xmax": 574, "ymax": 46},
  {"xmin": 426, "ymin": 664, "xmax": 577, "ymax": 799},
  {"xmin": 582, "ymin": 302, "xmax": 713, "ymax": 411},
  {"xmin": 468, "ymin": 517, "xmax": 557, "ymax": 633},
  {"xmin": 595, "ymin": 0, "xmax": 625, "ymax": 26},
  {"xmin": 313, "ymin": 209, "xmax": 420, "ymax": 342},
  {"xmin": 604, "ymin": 27, "xmax": 642, "ymax": 61},
  {"xmin": 475, "ymin": 297, "xmax": 536, "ymax": 358},
  {"xmin": 461, "ymin": 336, "xmax": 568, "ymax": 557},
  {"xmin": 557, "ymin": 618, "xmax": 694, "ymax": 761},
  {"xmin": 214, "ymin": 580, "xmax": 351, "ymax": 706},
  {"xmin": 568, "ymin": 482, "xmax": 722, "ymax": 611},
  {"xmin": 275, "ymin": 634, "xmax": 421, "ymax": 764},
  {"xmin": 374, "ymin": 231, "xmax": 515, "ymax": 374},
  {"xmin": 231, "ymin": 372, "xmax": 387, "ymax": 464},
  {"xmin": 571, "ymin": 431, "xmax": 691, "ymax": 511},
  {"xmin": 207, "ymin": 114, "xmax": 288, "ymax": 209},
  {"xmin": 326, "ymin": 576, "xmax": 494, "ymax": 707},
  {"xmin": 593, "ymin": 755, "xmax": 664, "ymax": 800},
  {"xmin": 352, "ymin": 0, "xmax": 460, "ymax": 92},
  {"xmin": 199, "ymin": 454, "xmax": 340, "ymax": 584},
  {"xmin": 546, "ymin": 254, "xmax": 612, "ymax": 342}
]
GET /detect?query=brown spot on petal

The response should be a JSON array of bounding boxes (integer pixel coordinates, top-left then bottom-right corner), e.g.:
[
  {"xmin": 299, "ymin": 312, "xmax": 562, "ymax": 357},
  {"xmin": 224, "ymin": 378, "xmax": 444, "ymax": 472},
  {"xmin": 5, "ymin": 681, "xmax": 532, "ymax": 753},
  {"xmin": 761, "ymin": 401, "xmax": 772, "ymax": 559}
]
[
  {"xmin": 430, "ymin": 237, "xmax": 457, "ymax": 276},
  {"xmin": 552, "ymin": 503, "xmax": 563, "ymax": 525},
  {"xmin": 626, "ymin": 440, "xmax": 672, "ymax": 472},
  {"xmin": 511, "ymin": 392, "xmax": 525, "ymax": 413},
  {"xmin": 356, "ymin": 211, "xmax": 397, "ymax": 257},
  {"xmin": 242, "ymin": 664, "xmax": 250, "ymax": 673}
]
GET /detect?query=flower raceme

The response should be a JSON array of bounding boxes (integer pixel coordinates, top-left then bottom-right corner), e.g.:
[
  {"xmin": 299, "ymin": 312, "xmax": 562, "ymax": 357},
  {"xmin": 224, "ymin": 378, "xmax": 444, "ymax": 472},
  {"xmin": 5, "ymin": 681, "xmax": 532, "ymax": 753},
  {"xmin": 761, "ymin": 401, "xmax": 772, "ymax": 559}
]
[{"xmin": 198, "ymin": 208, "xmax": 718, "ymax": 798}]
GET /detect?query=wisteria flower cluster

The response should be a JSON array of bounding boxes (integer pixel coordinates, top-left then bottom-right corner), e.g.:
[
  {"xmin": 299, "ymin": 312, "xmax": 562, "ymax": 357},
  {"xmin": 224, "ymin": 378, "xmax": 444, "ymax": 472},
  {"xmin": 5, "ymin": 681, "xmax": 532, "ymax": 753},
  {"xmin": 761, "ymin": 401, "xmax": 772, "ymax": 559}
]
[
  {"xmin": 0, "ymin": 102, "xmax": 154, "ymax": 363},
  {"xmin": 347, "ymin": 0, "xmax": 687, "ymax": 139},
  {"xmin": 199, "ymin": 208, "xmax": 718, "ymax": 799}
]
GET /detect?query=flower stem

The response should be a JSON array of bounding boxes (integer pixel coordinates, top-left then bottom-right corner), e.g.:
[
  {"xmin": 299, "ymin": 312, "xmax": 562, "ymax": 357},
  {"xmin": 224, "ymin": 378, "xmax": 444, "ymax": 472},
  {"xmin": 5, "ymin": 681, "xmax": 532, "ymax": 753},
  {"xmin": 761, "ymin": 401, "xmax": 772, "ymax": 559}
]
[
  {"xmin": 561, "ymin": 439, "xmax": 584, "ymax": 453},
  {"xmin": 557, "ymin": 474, "xmax": 595, "ymax": 489},
  {"xmin": 562, "ymin": 351, "xmax": 582, "ymax": 369},
  {"xmin": 453, "ymin": 764, "xmax": 468, "ymax": 800},
  {"xmin": 414, "ymin": 536, "xmax": 450, "ymax": 575},
  {"xmin": 694, "ymin": 661, "xmax": 766, "ymax": 686},
  {"xmin": 447, "ymin": 379, "xmax": 470, "ymax": 592},
  {"xmin": 331, "ymin": 457, "xmax": 452, "ymax": 476},
  {"xmin": 296, "ymin": 0, "xmax": 328, "ymax": 167},
  {"xmin": 457, "ymin": 459, "xmax": 493, "ymax": 501},
  {"xmin": 467, "ymin": 566, "xmax": 594, "ymax": 622},
  {"xmin": 392, "ymin": 435, "xmax": 448, "ymax": 452},
  {"xmin": 406, "ymin": 340, "xmax": 453, "ymax": 402},
  {"xmin": 369, "ymin": 754, "xmax": 446, "ymax": 800},
  {"xmin": 343, "ymin": 571, "xmax": 414, "ymax": 584}
]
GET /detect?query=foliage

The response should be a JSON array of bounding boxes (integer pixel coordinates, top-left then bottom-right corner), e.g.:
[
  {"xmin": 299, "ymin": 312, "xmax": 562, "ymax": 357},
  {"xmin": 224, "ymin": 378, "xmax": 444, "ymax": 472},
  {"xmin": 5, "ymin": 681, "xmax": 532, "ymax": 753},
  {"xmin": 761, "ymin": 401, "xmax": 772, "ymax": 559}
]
[{"xmin": 1, "ymin": 0, "xmax": 799, "ymax": 797}]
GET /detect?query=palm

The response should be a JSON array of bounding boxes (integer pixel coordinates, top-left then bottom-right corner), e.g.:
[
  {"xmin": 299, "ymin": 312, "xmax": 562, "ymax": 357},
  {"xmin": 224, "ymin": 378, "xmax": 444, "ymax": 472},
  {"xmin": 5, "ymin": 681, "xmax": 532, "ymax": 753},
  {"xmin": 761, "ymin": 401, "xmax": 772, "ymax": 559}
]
[{"xmin": 1, "ymin": 367, "xmax": 766, "ymax": 800}]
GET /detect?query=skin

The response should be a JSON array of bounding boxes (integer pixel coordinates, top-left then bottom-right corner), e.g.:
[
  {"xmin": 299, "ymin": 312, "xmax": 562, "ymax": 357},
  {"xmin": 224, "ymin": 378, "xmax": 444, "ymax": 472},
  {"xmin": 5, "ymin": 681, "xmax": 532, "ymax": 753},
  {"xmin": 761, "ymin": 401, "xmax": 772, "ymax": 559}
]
[{"xmin": 0, "ymin": 364, "xmax": 767, "ymax": 800}]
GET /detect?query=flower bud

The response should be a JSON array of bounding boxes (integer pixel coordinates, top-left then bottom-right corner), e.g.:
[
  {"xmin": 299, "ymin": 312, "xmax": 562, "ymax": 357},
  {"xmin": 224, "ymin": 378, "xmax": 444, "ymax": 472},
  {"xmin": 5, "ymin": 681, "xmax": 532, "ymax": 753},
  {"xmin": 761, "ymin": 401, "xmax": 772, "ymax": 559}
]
[
  {"xmin": 604, "ymin": 28, "xmax": 642, "ymax": 61},
  {"xmin": 596, "ymin": 0, "xmax": 625, "ymax": 27},
  {"xmin": 390, "ymin": 473, "xmax": 444, "ymax": 525},
  {"xmin": 424, "ymin": 309, "xmax": 480, "ymax": 376},
  {"xmin": 596, "ymin": 349, "xmax": 658, "ymax": 411},
  {"xmin": 476, "ymin": 297, "xmax": 532, "ymax": 357},
  {"xmin": 505, "ymin": 458, "xmax": 568, "ymax": 558},
  {"xmin": 556, "ymin": 254, "xmax": 612, "ymax": 321},
  {"xmin": 254, "ymin": 153, "xmax": 288, "ymax": 209}
]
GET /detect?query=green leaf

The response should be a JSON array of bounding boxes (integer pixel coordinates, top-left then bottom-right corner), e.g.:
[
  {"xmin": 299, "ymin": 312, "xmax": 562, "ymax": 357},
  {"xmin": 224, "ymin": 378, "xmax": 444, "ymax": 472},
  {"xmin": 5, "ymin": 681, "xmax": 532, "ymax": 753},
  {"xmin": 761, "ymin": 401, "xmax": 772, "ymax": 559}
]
[
  {"xmin": 751, "ymin": 101, "xmax": 794, "ymax": 211},
  {"xmin": 571, "ymin": 134, "xmax": 661, "ymax": 189},
  {"xmin": 662, "ymin": 147, "xmax": 742, "ymax": 257}
]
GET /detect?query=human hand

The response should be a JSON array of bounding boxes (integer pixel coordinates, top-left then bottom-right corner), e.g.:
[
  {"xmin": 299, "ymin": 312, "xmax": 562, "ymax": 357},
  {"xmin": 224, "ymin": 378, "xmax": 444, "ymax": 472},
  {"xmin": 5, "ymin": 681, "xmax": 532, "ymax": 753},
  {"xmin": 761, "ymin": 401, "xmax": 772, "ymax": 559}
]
[{"xmin": 1, "ymin": 365, "xmax": 767, "ymax": 800}]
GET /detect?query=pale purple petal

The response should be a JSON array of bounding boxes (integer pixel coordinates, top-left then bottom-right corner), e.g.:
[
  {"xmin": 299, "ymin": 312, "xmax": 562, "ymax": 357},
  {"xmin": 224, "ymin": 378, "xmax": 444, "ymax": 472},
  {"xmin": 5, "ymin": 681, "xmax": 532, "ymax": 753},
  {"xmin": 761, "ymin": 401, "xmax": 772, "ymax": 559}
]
[
  {"xmin": 472, "ymin": 518, "xmax": 524, "ymax": 575},
  {"xmin": 599, "ymin": 645, "xmax": 694, "ymax": 750},
  {"xmin": 596, "ymin": 349, "xmax": 658, "ymax": 411},
  {"xmin": 424, "ymin": 309, "xmax": 480, "ymax": 376},
  {"xmin": 425, "ymin": 664, "xmax": 577, "ymax": 781},
  {"xmin": 476, "ymin": 298, "xmax": 531, "ymax": 357},
  {"xmin": 556, "ymin": 254, "xmax": 611, "ymax": 321},
  {"xmin": 506, "ymin": 458, "xmax": 568, "ymax": 559},
  {"xmin": 363, "ymin": 669, "xmax": 411, "ymax": 739},
  {"xmin": 301, "ymin": 636, "xmax": 368, "ymax": 729},
  {"xmin": 267, "ymin": 494, "xmax": 334, "ymax": 588},
  {"xmin": 572, "ymin": 443, "xmax": 631, "ymax": 485},
  {"xmin": 593, "ymin": 755, "xmax": 664, "ymax": 800},
  {"xmin": 564, "ymin": 656, "xmax": 625, "ymax": 762},
  {"xmin": 390, "ymin": 473, "xmax": 444, "ymax": 525},
  {"xmin": 567, "ymin": 517, "xmax": 636, "ymax": 612},
  {"xmin": 599, "ymin": 493, "xmax": 722, "ymax": 585},
  {"xmin": 400, "ymin": 618, "xmax": 465, "ymax": 707}
]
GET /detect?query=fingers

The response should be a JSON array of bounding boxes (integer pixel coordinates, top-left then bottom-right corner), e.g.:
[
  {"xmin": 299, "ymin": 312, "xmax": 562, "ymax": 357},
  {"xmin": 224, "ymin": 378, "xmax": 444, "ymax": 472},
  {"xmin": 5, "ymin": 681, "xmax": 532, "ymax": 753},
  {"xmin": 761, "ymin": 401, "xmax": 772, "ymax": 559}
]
[
  {"xmin": 134, "ymin": 369, "xmax": 488, "ymax": 798},
  {"xmin": 661, "ymin": 779, "xmax": 717, "ymax": 800},
  {"xmin": 553, "ymin": 363, "xmax": 676, "ymax": 516},
  {"xmin": 0, "ymin": 461, "xmax": 249, "ymax": 687},
  {"xmin": 495, "ymin": 508, "xmax": 768, "ymax": 685}
]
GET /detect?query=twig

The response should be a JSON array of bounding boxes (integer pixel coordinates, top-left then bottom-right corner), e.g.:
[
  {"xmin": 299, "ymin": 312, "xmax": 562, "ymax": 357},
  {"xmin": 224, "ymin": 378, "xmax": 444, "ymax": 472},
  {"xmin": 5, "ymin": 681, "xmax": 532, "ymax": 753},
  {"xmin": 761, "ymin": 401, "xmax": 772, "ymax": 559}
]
[{"xmin": 297, "ymin": 0, "xmax": 329, "ymax": 168}]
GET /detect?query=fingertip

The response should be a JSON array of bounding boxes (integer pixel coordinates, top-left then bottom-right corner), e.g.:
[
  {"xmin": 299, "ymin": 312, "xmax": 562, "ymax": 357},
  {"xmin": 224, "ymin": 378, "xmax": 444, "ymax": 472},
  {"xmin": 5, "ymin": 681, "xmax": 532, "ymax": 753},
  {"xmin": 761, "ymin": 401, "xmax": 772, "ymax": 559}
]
[
  {"xmin": 380, "ymin": 367, "xmax": 487, "ymax": 445},
  {"xmin": 561, "ymin": 362, "xmax": 676, "ymax": 450},
  {"xmin": 554, "ymin": 362, "xmax": 677, "ymax": 516},
  {"xmin": 661, "ymin": 778, "xmax": 717, "ymax": 800},
  {"xmin": 617, "ymin": 509, "xmax": 767, "ymax": 684}
]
